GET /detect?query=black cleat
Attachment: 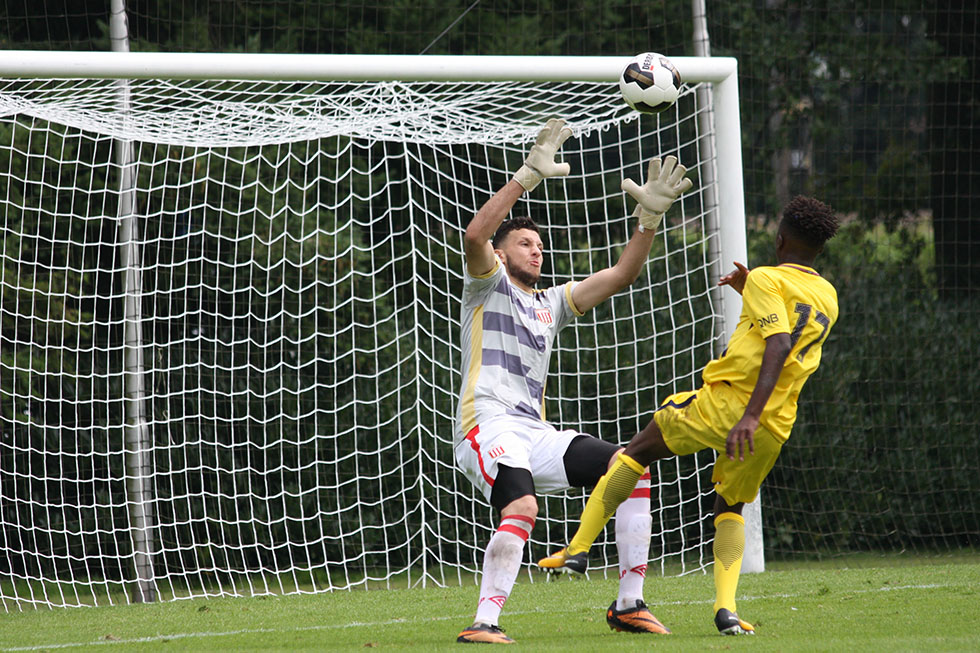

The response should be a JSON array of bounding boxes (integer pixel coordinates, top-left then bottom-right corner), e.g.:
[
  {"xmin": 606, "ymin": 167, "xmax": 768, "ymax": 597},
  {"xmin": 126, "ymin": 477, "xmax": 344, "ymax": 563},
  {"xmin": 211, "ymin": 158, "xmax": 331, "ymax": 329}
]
[{"xmin": 715, "ymin": 608, "xmax": 755, "ymax": 635}]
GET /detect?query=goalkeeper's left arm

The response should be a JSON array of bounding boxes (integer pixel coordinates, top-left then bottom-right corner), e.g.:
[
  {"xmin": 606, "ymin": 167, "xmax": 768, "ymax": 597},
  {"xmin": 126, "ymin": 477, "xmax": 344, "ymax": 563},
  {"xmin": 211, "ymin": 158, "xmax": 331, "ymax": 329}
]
[{"xmin": 571, "ymin": 156, "xmax": 693, "ymax": 313}]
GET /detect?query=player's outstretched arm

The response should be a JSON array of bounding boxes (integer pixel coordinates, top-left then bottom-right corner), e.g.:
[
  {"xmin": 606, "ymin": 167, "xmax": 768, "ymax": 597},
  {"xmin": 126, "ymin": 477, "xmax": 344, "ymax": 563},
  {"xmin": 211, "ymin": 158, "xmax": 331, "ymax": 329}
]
[
  {"xmin": 571, "ymin": 156, "xmax": 693, "ymax": 313},
  {"xmin": 718, "ymin": 261, "xmax": 750, "ymax": 294},
  {"xmin": 463, "ymin": 118, "xmax": 572, "ymax": 277}
]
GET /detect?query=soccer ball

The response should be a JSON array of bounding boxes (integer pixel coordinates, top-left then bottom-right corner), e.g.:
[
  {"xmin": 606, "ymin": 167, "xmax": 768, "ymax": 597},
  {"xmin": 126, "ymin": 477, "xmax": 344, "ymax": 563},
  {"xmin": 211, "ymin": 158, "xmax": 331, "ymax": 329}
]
[{"xmin": 619, "ymin": 52, "xmax": 682, "ymax": 114}]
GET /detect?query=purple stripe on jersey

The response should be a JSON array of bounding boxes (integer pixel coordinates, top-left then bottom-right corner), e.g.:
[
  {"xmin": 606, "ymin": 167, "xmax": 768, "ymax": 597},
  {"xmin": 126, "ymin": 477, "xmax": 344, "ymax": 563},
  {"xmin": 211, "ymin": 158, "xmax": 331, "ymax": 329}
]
[
  {"xmin": 494, "ymin": 276, "xmax": 551, "ymax": 321},
  {"xmin": 482, "ymin": 348, "xmax": 544, "ymax": 402},
  {"xmin": 482, "ymin": 348, "xmax": 530, "ymax": 377},
  {"xmin": 494, "ymin": 275, "xmax": 513, "ymax": 297},
  {"xmin": 525, "ymin": 377, "xmax": 544, "ymax": 403},
  {"xmin": 507, "ymin": 404, "xmax": 543, "ymax": 420},
  {"xmin": 484, "ymin": 310, "xmax": 547, "ymax": 352}
]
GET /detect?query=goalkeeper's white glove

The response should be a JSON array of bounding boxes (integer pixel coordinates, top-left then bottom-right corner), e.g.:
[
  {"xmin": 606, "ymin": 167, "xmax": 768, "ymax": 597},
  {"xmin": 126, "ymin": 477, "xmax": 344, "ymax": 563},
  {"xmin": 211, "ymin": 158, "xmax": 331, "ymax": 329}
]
[
  {"xmin": 512, "ymin": 118, "xmax": 573, "ymax": 192},
  {"xmin": 622, "ymin": 155, "xmax": 694, "ymax": 232}
]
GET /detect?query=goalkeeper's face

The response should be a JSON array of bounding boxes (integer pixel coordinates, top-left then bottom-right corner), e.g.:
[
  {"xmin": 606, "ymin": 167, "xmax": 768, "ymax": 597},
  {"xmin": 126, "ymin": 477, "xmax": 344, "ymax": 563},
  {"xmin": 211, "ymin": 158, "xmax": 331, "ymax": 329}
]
[{"xmin": 496, "ymin": 228, "xmax": 544, "ymax": 290}]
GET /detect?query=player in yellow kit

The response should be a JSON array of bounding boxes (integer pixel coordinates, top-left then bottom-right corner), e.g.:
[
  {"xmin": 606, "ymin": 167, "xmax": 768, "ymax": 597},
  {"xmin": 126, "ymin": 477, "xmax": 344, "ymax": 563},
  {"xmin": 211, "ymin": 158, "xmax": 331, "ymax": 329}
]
[{"xmin": 539, "ymin": 195, "xmax": 840, "ymax": 636}]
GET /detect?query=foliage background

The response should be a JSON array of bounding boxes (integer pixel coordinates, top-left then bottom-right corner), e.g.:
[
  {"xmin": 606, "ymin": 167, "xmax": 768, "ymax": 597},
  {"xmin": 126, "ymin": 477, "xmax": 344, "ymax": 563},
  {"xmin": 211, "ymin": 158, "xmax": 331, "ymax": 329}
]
[{"xmin": 0, "ymin": 0, "xmax": 976, "ymax": 592}]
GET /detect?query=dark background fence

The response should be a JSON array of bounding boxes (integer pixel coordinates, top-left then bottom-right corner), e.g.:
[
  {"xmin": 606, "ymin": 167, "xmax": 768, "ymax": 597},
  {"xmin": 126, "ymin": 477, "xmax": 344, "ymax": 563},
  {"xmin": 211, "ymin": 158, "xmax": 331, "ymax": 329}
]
[{"xmin": 1, "ymin": 0, "xmax": 977, "ymax": 566}]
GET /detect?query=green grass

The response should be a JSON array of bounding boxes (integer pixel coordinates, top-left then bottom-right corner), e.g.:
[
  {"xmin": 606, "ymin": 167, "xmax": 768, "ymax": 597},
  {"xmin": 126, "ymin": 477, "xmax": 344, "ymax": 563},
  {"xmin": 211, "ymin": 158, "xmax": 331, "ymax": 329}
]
[{"xmin": 1, "ymin": 558, "xmax": 978, "ymax": 651}]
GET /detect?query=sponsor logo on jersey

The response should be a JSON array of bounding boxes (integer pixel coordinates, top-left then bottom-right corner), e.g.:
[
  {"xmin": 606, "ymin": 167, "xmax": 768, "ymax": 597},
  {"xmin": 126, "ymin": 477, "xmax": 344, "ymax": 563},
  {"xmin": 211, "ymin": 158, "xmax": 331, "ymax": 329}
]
[{"xmin": 758, "ymin": 313, "xmax": 779, "ymax": 328}]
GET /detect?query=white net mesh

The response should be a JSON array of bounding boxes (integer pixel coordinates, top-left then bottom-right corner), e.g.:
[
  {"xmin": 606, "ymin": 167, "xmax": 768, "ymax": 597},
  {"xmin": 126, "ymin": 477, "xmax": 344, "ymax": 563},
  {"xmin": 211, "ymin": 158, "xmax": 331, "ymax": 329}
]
[
  {"xmin": 0, "ymin": 78, "xmax": 634, "ymax": 146},
  {"xmin": 0, "ymin": 76, "xmax": 724, "ymax": 608}
]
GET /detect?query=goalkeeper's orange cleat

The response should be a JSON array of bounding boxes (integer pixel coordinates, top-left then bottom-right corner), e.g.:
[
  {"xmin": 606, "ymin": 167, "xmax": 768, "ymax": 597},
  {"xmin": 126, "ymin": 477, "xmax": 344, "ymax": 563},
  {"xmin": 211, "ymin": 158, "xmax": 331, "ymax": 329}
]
[
  {"xmin": 536, "ymin": 547, "xmax": 588, "ymax": 574},
  {"xmin": 456, "ymin": 622, "xmax": 515, "ymax": 644},
  {"xmin": 714, "ymin": 608, "xmax": 755, "ymax": 635},
  {"xmin": 606, "ymin": 600, "xmax": 672, "ymax": 634}
]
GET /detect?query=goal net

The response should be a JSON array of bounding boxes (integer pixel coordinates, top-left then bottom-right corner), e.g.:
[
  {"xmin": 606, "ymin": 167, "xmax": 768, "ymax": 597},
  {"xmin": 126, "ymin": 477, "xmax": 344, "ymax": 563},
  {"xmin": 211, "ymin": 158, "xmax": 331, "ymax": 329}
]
[{"xmin": 0, "ymin": 53, "xmax": 745, "ymax": 608}]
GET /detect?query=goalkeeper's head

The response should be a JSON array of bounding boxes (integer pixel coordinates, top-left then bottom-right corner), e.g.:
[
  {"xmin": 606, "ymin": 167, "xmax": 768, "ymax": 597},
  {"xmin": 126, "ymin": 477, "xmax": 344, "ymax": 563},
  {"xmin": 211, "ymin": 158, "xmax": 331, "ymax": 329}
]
[
  {"xmin": 777, "ymin": 196, "xmax": 840, "ymax": 263},
  {"xmin": 492, "ymin": 216, "xmax": 544, "ymax": 289}
]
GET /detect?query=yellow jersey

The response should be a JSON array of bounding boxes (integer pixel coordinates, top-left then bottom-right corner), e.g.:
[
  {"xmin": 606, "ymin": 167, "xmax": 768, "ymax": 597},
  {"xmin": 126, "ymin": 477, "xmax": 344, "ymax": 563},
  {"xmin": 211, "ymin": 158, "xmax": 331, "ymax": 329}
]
[{"xmin": 702, "ymin": 263, "xmax": 839, "ymax": 441}]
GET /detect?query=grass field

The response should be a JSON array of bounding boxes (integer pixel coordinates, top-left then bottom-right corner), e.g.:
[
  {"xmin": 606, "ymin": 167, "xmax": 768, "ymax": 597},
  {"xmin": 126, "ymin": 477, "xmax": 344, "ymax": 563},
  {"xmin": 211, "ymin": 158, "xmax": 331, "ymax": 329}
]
[{"xmin": 1, "ymin": 556, "xmax": 977, "ymax": 651}]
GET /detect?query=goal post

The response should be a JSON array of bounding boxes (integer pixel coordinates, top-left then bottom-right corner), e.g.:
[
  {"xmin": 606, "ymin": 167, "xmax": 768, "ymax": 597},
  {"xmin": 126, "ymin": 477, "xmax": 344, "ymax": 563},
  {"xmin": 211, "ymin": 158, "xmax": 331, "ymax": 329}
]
[{"xmin": 0, "ymin": 51, "xmax": 754, "ymax": 609}]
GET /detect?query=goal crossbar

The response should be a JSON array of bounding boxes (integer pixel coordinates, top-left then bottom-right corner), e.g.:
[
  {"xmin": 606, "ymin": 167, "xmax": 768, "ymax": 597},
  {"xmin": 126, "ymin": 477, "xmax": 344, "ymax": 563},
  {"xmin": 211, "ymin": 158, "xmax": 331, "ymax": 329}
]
[{"xmin": 0, "ymin": 50, "xmax": 737, "ymax": 83}]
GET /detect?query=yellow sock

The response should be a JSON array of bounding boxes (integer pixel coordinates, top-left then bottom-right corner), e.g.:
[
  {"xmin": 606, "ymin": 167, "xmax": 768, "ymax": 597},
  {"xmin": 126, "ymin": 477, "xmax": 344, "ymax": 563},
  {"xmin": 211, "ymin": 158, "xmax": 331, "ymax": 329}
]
[
  {"xmin": 712, "ymin": 512, "xmax": 745, "ymax": 614},
  {"xmin": 567, "ymin": 453, "xmax": 644, "ymax": 555}
]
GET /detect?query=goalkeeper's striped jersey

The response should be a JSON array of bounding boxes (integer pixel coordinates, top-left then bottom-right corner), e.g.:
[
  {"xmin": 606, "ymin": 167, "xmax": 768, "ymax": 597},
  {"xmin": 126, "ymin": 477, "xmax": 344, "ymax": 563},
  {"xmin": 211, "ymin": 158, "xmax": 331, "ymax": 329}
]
[
  {"xmin": 454, "ymin": 256, "xmax": 583, "ymax": 444},
  {"xmin": 702, "ymin": 263, "xmax": 839, "ymax": 441}
]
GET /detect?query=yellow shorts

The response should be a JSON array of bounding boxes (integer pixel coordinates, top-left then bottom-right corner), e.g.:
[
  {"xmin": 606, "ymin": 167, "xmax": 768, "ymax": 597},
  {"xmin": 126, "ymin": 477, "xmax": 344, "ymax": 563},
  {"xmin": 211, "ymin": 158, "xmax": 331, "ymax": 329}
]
[{"xmin": 653, "ymin": 382, "xmax": 783, "ymax": 506}]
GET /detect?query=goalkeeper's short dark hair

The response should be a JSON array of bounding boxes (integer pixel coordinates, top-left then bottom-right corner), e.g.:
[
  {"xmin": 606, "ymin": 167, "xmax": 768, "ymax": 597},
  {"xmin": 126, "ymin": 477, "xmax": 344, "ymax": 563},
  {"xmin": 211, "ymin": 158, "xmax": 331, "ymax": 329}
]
[
  {"xmin": 780, "ymin": 196, "xmax": 840, "ymax": 249},
  {"xmin": 492, "ymin": 216, "xmax": 540, "ymax": 249}
]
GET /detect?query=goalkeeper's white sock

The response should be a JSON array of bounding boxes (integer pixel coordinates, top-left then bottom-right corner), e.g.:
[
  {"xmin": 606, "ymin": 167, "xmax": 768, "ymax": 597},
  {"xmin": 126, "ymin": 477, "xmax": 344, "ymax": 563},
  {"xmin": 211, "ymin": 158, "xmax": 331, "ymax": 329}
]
[
  {"xmin": 474, "ymin": 514, "xmax": 535, "ymax": 626},
  {"xmin": 615, "ymin": 471, "xmax": 652, "ymax": 610}
]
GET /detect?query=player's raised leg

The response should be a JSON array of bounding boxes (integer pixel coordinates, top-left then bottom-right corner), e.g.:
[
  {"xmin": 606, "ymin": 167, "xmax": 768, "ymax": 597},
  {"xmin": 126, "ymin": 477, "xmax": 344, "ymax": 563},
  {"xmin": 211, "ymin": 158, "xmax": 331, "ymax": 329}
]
[
  {"xmin": 538, "ymin": 437, "xmax": 670, "ymax": 635},
  {"xmin": 540, "ymin": 418, "xmax": 673, "ymax": 569},
  {"xmin": 537, "ymin": 452, "xmax": 645, "ymax": 570}
]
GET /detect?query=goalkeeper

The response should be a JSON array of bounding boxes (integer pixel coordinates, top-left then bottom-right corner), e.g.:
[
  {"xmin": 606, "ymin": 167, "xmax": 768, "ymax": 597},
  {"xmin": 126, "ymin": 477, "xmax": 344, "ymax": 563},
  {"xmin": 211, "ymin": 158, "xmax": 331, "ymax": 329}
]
[
  {"xmin": 538, "ymin": 195, "xmax": 841, "ymax": 636},
  {"xmin": 453, "ymin": 118, "xmax": 692, "ymax": 644}
]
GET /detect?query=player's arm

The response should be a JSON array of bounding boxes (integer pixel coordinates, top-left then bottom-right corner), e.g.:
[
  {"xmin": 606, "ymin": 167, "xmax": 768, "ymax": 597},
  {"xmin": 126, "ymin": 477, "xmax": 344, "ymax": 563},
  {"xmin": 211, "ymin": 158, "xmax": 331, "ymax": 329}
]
[
  {"xmin": 718, "ymin": 261, "xmax": 750, "ymax": 295},
  {"xmin": 726, "ymin": 332, "xmax": 792, "ymax": 461},
  {"xmin": 463, "ymin": 118, "xmax": 572, "ymax": 277},
  {"xmin": 571, "ymin": 156, "xmax": 693, "ymax": 312},
  {"xmin": 464, "ymin": 180, "xmax": 523, "ymax": 277}
]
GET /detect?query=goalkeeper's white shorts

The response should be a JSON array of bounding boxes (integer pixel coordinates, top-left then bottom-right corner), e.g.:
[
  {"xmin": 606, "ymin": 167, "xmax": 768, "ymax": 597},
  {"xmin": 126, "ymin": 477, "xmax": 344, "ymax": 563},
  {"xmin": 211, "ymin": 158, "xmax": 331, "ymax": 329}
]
[{"xmin": 454, "ymin": 414, "xmax": 584, "ymax": 501}]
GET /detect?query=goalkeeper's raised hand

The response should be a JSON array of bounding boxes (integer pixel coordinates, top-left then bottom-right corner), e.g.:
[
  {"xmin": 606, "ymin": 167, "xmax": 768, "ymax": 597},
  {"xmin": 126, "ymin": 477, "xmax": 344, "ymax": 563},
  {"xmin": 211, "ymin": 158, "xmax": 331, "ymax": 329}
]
[
  {"xmin": 622, "ymin": 155, "xmax": 694, "ymax": 233},
  {"xmin": 512, "ymin": 118, "xmax": 573, "ymax": 192}
]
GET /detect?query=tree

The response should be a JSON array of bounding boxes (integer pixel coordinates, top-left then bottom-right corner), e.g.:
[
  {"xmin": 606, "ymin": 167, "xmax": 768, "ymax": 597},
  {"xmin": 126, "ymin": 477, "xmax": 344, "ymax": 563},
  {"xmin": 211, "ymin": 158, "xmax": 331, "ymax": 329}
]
[
  {"xmin": 928, "ymin": 2, "xmax": 980, "ymax": 298},
  {"xmin": 708, "ymin": 2, "xmax": 938, "ymax": 222}
]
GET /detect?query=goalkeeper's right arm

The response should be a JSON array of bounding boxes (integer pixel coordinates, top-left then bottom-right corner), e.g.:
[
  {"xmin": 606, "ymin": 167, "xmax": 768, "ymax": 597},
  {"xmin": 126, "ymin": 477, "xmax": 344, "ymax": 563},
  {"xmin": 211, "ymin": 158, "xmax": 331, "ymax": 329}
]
[{"xmin": 463, "ymin": 118, "xmax": 572, "ymax": 276}]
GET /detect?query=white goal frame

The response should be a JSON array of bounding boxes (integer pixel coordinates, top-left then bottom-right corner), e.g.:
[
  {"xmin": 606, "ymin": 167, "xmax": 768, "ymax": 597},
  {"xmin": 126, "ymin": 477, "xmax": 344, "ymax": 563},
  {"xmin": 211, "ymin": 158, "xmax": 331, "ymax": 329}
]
[
  {"xmin": 0, "ymin": 51, "xmax": 761, "ymax": 604},
  {"xmin": 0, "ymin": 53, "xmax": 749, "ymax": 281},
  {"xmin": 0, "ymin": 51, "xmax": 750, "ymax": 341}
]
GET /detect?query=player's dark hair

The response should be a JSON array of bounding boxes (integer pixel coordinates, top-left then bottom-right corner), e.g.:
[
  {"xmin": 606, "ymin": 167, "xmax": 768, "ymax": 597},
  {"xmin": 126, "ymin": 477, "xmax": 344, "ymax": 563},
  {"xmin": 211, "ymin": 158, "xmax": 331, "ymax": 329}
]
[
  {"xmin": 780, "ymin": 196, "xmax": 840, "ymax": 249},
  {"xmin": 492, "ymin": 216, "xmax": 540, "ymax": 249}
]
